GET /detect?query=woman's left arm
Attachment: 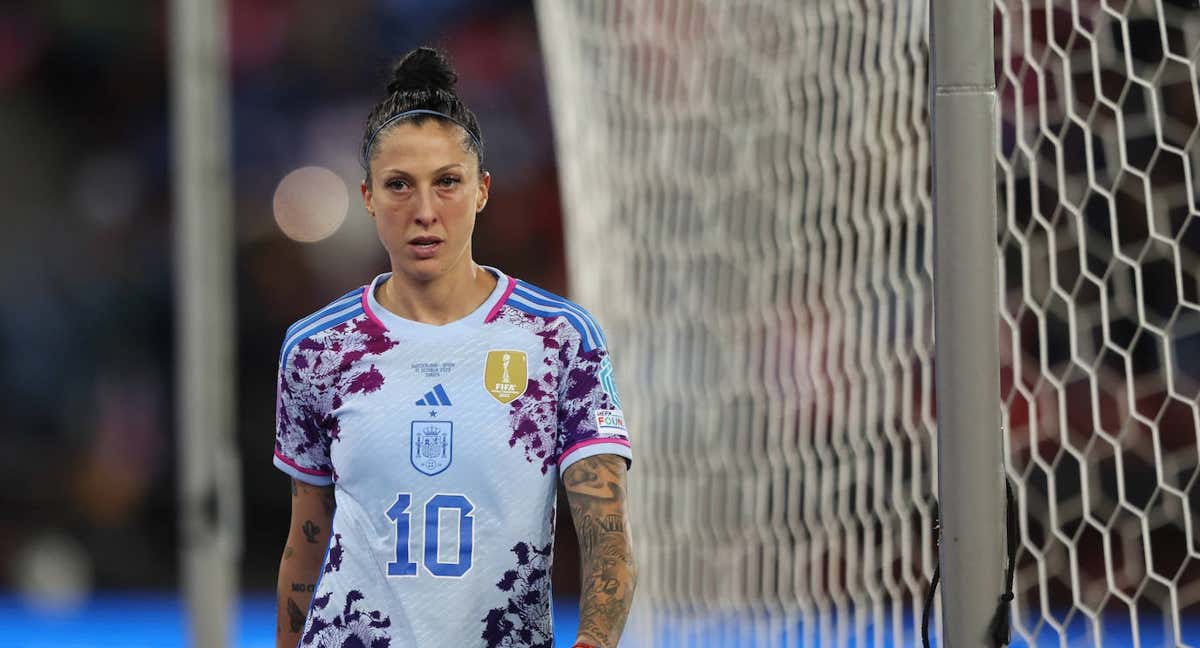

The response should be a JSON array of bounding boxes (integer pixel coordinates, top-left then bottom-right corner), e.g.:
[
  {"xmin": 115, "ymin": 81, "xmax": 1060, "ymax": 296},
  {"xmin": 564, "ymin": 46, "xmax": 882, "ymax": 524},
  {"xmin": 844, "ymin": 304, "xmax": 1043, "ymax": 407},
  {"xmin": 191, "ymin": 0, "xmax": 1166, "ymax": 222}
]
[{"xmin": 564, "ymin": 454, "xmax": 637, "ymax": 648}]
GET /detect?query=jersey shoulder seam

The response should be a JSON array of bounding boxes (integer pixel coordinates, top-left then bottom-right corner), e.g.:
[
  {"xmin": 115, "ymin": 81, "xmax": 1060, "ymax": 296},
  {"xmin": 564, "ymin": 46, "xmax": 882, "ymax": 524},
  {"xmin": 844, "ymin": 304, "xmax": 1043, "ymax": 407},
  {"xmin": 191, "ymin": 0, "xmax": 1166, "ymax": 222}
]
[
  {"xmin": 505, "ymin": 281, "xmax": 607, "ymax": 353},
  {"xmin": 280, "ymin": 286, "xmax": 367, "ymax": 365}
]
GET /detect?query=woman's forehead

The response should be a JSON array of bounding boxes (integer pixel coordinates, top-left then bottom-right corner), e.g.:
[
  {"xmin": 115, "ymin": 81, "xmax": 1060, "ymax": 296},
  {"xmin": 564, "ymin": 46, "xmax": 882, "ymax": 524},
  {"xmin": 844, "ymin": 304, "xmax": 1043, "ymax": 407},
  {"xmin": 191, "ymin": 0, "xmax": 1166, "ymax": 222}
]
[{"xmin": 373, "ymin": 121, "xmax": 475, "ymax": 166}]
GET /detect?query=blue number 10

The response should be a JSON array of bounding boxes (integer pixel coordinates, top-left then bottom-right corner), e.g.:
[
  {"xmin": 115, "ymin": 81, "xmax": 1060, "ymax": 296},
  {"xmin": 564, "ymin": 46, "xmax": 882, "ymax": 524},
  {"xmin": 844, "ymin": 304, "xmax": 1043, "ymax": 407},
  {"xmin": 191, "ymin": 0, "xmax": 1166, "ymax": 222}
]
[
  {"xmin": 385, "ymin": 494, "xmax": 418, "ymax": 576},
  {"xmin": 386, "ymin": 492, "xmax": 474, "ymax": 578}
]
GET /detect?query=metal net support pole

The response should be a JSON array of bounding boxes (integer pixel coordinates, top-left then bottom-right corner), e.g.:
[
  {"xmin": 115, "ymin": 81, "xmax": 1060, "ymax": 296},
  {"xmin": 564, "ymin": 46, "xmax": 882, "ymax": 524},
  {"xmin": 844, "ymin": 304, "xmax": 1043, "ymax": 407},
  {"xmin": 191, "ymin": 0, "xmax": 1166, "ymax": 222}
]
[
  {"xmin": 930, "ymin": 0, "xmax": 1005, "ymax": 646},
  {"xmin": 168, "ymin": 0, "xmax": 241, "ymax": 645}
]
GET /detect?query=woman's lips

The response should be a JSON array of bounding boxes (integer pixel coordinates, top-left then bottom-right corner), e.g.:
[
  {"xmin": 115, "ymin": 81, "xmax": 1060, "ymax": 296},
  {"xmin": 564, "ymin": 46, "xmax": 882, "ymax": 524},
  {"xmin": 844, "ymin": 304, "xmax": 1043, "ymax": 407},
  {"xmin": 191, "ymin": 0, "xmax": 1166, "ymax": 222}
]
[{"xmin": 408, "ymin": 239, "xmax": 442, "ymax": 259}]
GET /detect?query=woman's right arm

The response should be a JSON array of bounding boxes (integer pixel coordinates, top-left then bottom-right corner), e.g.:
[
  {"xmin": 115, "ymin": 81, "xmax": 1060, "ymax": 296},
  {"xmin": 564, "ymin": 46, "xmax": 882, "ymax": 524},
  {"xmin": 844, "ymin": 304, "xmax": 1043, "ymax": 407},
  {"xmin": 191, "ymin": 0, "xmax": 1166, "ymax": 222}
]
[{"xmin": 276, "ymin": 478, "xmax": 335, "ymax": 648}]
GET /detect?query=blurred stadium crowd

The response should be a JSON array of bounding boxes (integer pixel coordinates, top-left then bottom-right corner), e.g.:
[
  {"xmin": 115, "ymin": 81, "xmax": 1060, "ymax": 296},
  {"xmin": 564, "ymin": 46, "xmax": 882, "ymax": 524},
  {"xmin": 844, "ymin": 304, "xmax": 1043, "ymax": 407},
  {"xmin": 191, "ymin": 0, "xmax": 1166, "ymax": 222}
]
[{"xmin": 0, "ymin": 0, "xmax": 567, "ymax": 600}]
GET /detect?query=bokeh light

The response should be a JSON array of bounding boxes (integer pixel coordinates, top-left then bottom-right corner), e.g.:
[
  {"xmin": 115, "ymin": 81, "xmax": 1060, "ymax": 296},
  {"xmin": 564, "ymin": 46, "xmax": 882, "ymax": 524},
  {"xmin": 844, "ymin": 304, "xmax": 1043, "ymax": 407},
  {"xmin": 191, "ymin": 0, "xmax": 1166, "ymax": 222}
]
[{"xmin": 272, "ymin": 166, "xmax": 349, "ymax": 243}]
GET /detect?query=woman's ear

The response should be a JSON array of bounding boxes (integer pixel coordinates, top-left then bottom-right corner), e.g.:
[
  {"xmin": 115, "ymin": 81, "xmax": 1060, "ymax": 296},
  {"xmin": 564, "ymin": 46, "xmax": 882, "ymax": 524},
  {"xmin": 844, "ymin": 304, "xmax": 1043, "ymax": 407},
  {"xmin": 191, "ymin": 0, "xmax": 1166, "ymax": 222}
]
[
  {"xmin": 476, "ymin": 171, "xmax": 491, "ymax": 213},
  {"xmin": 361, "ymin": 179, "xmax": 375, "ymax": 218}
]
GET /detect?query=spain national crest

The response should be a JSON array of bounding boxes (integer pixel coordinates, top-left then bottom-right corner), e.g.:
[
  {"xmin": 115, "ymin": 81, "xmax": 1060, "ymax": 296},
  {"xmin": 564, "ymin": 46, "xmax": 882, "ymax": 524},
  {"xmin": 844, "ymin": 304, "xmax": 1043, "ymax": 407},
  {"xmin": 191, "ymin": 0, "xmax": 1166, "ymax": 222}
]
[
  {"xmin": 484, "ymin": 350, "xmax": 528, "ymax": 404},
  {"xmin": 410, "ymin": 420, "xmax": 452, "ymax": 476}
]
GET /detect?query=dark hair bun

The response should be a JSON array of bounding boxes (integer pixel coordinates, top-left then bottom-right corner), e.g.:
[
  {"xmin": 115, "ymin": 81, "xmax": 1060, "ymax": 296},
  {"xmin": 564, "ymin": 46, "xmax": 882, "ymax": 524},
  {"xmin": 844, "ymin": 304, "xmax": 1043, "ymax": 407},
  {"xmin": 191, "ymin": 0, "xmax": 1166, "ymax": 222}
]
[{"xmin": 387, "ymin": 47, "xmax": 458, "ymax": 95}]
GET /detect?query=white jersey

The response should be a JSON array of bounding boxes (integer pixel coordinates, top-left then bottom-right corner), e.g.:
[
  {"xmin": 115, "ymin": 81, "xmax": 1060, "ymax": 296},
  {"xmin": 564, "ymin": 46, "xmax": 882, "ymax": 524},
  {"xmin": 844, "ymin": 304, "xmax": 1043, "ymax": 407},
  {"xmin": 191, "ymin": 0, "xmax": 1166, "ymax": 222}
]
[{"xmin": 273, "ymin": 267, "xmax": 631, "ymax": 648}]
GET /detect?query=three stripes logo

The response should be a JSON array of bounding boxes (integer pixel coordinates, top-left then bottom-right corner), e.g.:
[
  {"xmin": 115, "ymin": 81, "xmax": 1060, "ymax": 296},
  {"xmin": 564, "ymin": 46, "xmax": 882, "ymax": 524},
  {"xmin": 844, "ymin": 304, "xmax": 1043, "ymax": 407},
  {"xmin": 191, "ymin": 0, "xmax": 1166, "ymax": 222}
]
[
  {"xmin": 415, "ymin": 384, "xmax": 453, "ymax": 407},
  {"xmin": 599, "ymin": 356, "xmax": 622, "ymax": 409}
]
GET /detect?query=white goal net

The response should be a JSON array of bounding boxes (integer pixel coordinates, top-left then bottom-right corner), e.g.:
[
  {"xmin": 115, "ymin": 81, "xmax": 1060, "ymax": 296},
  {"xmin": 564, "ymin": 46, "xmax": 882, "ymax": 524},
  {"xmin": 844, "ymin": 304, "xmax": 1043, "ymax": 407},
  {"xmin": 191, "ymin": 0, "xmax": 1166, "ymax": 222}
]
[
  {"xmin": 996, "ymin": 0, "xmax": 1200, "ymax": 646},
  {"xmin": 536, "ymin": 1, "xmax": 1200, "ymax": 646}
]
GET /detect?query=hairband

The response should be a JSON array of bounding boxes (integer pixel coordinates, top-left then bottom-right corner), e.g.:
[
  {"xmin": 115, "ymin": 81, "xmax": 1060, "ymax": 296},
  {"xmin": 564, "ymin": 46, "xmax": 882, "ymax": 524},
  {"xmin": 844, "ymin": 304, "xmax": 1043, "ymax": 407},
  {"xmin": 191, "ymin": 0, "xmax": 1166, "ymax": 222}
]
[{"xmin": 361, "ymin": 109, "xmax": 482, "ymax": 168}]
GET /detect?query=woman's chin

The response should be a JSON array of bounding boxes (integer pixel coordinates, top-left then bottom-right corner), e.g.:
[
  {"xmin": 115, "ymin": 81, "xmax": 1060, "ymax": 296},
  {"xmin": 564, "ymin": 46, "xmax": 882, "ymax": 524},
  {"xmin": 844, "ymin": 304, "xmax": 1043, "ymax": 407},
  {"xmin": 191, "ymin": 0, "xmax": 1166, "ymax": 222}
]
[{"xmin": 395, "ymin": 258, "xmax": 448, "ymax": 283}]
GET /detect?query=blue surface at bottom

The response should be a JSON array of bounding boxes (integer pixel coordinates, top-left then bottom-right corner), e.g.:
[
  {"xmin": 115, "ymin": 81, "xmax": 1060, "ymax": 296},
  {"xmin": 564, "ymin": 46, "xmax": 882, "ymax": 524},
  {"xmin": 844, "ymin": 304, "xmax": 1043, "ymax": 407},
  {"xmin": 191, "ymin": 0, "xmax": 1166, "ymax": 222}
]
[
  {"xmin": 0, "ymin": 594, "xmax": 578, "ymax": 648},
  {"xmin": 636, "ymin": 611, "xmax": 1200, "ymax": 647},
  {"xmin": 0, "ymin": 594, "xmax": 1196, "ymax": 647}
]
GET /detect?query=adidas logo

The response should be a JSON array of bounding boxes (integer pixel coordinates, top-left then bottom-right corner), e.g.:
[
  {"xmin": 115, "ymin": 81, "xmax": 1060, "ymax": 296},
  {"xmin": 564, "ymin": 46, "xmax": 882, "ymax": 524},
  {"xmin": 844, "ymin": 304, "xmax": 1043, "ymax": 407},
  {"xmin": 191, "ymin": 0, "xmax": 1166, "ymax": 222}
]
[{"xmin": 415, "ymin": 384, "xmax": 453, "ymax": 407}]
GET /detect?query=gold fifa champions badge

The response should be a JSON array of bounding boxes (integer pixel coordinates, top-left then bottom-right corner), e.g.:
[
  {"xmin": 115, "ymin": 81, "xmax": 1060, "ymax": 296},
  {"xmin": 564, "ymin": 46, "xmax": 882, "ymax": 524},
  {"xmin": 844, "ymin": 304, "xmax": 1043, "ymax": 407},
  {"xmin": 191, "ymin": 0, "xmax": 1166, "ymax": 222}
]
[{"xmin": 484, "ymin": 350, "xmax": 528, "ymax": 404}]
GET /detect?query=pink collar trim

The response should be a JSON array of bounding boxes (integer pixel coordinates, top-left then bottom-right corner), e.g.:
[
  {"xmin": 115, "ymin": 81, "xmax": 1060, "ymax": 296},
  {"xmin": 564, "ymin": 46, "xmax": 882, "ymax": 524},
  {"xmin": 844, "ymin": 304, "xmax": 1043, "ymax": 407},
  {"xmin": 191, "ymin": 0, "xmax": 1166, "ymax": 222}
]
[
  {"xmin": 484, "ymin": 276, "xmax": 516, "ymax": 323},
  {"xmin": 360, "ymin": 285, "xmax": 388, "ymax": 330}
]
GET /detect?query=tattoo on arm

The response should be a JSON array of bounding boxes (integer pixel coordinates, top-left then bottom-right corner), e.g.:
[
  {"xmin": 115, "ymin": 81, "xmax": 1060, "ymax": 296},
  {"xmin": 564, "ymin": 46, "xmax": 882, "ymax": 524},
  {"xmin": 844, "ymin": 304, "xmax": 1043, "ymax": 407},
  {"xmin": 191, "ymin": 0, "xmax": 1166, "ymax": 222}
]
[
  {"xmin": 284, "ymin": 545, "xmax": 294, "ymax": 560},
  {"xmin": 290, "ymin": 582, "xmax": 315, "ymax": 593},
  {"xmin": 566, "ymin": 455, "xmax": 636, "ymax": 648},
  {"xmin": 575, "ymin": 514, "xmax": 625, "ymax": 555},
  {"xmin": 290, "ymin": 479, "xmax": 298, "ymax": 497},
  {"xmin": 301, "ymin": 520, "xmax": 321, "ymax": 543},
  {"xmin": 287, "ymin": 598, "xmax": 306, "ymax": 633}
]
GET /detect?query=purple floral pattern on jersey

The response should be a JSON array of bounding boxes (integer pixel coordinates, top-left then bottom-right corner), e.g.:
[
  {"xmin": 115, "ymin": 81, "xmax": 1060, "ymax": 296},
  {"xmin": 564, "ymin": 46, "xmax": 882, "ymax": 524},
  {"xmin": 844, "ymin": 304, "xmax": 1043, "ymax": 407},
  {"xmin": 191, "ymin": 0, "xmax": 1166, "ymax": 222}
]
[
  {"xmin": 556, "ymin": 345, "xmax": 614, "ymax": 453},
  {"xmin": 275, "ymin": 312, "xmax": 396, "ymax": 476},
  {"xmin": 324, "ymin": 533, "xmax": 344, "ymax": 575},
  {"xmin": 496, "ymin": 308, "xmax": 619, "ymax": 473},
  {"xmin": 301, "ymin": 589, "xmax": 392, "ymax": 648},
  {"xmin": 499, "ymin": 310, "xmax": 560, "ymax": 474},
  {"xmin": 481, "ymin": 540, "xmax": 554, "ymax": 648},
  {"xmin": 508, "ymin": 359, "xmax": 559, "ymax": 471}
]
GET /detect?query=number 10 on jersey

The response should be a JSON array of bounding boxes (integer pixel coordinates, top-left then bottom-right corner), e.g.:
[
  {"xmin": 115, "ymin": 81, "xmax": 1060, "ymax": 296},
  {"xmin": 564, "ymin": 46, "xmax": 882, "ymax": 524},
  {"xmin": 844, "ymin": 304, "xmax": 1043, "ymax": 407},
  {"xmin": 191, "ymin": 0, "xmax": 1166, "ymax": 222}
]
[{"xmin": 386, "ymin": 493, "xmax": 474, "ymax": 578}]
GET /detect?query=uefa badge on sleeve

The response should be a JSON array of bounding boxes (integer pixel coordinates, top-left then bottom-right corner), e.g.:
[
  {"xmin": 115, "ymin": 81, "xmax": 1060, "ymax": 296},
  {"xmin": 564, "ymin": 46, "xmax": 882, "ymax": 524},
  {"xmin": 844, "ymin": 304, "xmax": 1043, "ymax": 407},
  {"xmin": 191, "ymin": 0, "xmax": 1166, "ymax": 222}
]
[
  {"xmin": 484, "ymin": 350, "xmax": 528, "ymax": 404},
  {"xmin": 594, "ymin": 409, "xmax": 628, "ymax": 438},
  {"xmin": 411, "ymin": 420, "xmax": 453, "ymax": 476}
]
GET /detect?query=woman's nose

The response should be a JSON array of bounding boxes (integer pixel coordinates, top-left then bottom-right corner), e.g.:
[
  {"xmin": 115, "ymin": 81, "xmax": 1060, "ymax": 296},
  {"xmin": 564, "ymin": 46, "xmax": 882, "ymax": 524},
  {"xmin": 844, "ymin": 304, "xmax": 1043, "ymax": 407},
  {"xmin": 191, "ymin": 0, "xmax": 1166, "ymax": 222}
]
[{"xmin": 412, "ymin": 188, "xmax": 437, "ymax": 226}]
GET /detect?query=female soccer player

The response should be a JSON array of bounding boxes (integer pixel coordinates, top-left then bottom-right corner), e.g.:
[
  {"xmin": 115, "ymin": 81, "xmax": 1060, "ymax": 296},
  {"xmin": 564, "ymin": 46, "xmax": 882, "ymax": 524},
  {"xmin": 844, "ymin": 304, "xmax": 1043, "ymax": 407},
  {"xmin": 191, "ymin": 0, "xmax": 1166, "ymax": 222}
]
[{"xmin": 273, "ymin": 48, "xmax": 636, "ymax": 648}]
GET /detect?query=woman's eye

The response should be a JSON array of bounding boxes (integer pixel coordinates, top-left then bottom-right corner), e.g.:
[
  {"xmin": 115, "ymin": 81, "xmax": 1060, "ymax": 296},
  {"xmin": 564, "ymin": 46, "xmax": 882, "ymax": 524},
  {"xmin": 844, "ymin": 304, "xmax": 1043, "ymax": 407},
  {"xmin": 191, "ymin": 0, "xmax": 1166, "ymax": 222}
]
[
  {"xmin": 386, "ymin": 179, "xmax": 408, "ymax": 190},
  {"xmin": 438, "ymin": 176, "xmax": 461, "ymax": 187}
]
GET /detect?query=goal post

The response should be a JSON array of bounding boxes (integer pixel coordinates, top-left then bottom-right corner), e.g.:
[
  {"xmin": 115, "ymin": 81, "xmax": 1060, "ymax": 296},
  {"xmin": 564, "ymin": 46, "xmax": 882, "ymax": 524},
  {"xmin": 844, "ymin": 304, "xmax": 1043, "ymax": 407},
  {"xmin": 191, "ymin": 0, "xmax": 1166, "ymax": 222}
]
[
  {"xmin": 930, "ymin": 0, "xmax": 1006, "ymax": 646},
  {"xmin": 168, "ymin": 0, "xmax": 241, "ymax": 645}
]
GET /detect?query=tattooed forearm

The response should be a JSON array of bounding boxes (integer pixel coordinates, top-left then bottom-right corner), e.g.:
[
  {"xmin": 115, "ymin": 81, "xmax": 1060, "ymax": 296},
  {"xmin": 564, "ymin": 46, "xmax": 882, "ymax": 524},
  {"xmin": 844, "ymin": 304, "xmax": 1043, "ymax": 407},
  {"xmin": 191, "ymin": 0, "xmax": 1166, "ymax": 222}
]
[
  {"xmin": 578, "ymin": 531, "xmax": 635, "ymax": 645},
  {"xmin": 280, "ymin": 480, "xmax": 333, "ymax": 646},
  {"xmin": 565, "ymin": 455, "xmax": 637, "ymax": 648},
  {"xmin": 286, "ymin": 598, "xmax": 306, "ymax": 632},
  {"xmin": 575, "ymin": 513, "xmax": 625, "ymax": 555}
]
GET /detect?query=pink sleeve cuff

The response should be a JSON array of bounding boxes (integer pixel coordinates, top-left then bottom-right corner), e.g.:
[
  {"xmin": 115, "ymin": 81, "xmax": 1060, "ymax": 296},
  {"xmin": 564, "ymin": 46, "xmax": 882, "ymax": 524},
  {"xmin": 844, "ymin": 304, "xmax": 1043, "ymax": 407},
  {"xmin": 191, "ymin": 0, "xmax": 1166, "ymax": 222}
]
[
  {"xmin": 558, "ymin": 439, "xmax": 632, "ymax": 476},
  {"xmin": 273, "ymin": 450, "xmax": 334, "ymax": 486}
]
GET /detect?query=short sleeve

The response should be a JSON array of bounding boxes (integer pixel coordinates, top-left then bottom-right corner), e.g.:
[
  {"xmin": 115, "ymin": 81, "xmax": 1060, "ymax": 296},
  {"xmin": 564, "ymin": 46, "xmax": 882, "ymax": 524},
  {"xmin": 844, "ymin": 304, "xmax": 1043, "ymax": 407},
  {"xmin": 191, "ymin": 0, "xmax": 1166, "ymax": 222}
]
[
  {"xmin": 556, "ymin": 333, "xmax": 633, "ymax": 476},
  {"xmin": 273, "ymin": 344, "xmax": 334, "ymax": 486}
]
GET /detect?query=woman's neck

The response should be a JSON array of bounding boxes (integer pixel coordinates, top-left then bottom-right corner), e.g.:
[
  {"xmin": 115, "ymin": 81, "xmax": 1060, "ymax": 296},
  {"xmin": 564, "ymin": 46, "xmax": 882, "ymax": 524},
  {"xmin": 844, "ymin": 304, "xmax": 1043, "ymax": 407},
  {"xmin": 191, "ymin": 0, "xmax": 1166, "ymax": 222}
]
[{"xmin": 378, "ymin": 260, "xmax": 497, "ymax": 325}]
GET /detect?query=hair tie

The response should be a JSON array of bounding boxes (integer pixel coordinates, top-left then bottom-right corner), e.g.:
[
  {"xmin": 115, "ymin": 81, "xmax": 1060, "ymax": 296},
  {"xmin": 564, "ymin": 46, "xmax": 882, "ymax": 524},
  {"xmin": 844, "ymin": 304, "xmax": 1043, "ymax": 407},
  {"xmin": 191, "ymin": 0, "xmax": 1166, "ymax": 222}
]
[{"xmin": 361, "ymin": 109, "xmax": 482, "ymax": 168}]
